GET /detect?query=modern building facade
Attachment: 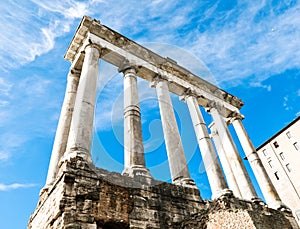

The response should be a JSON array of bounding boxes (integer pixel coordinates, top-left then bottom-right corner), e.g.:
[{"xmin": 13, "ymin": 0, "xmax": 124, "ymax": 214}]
[{"xmin": 257, "ymin": 116, "xmax": 300, "ymax": 225}]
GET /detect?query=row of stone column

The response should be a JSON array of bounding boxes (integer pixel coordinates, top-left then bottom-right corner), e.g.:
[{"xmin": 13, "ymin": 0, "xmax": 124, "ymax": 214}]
[{"xmin": 45, "ymin": 43, "xmax": 284, "ymax": 210}]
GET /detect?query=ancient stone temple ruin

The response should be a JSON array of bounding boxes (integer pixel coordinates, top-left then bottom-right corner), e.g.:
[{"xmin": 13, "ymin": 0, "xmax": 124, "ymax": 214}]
[{"xmin": 28, "ymin": 16, "xmax": 299, "ymax": 228}]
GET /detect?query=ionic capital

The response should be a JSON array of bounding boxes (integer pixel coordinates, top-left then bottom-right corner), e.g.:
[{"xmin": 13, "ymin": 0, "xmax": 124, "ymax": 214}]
[
  {"xmin": 150, "ymin": 74, "xmax": 168, "ymax": 88},
  {"xmin": 118, "ymin": 60, "xmax": 137, "ymax": 74},
  {"xmin": 179, "ymin": 88, "xmax": 197, "ymax": 102},
  {"xmin": 206, "ymin": 101, "xmax": 218, "ymax": 112},
  {"xmin": 206, "ymin": 101, "xmax": 228, "ymax": 117},
  {"xmin": 84, "ymin": 42, "xmax": 102, "ymax": 57},
  {"xmin": 228, "ymin": 111, "xmax": 245, "ymax": 123}
]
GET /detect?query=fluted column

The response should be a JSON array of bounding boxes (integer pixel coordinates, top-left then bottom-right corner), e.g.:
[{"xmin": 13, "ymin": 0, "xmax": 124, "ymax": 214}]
[
  {"xmin": 151, "ymin": 77, "xmax": 196, "ymax": 188},
  {"xmin": 231, "ymin": 114, "xmax": 286, "ymax": 209},
  {"xmin": 45, "ymin": 68, "xmax": 80, "ymax": 188},
  {"xmin": 120, "ymin": 65, "xmax": 151, "ymax": 179},
  {"xmin": 65, "ymin": 44, "xmax": 100, "ymax": 162},
  {"xmin": 183, "ymin": 93, "xmax": 230, "ymax": 198},
  {"xmin": 208, "ymin": 103, "xmax": 258, "ymax": 200},
  {"xmin": 209, "ymin": 122, "xmax": 242, "ymax": 198}
]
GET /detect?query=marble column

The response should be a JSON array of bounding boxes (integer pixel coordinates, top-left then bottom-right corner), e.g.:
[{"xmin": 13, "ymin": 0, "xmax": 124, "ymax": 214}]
[
  {"xmin": 151, "ymin": 77, "xmax": 196, "ymax": 188},
  {"xmin": 209, "ymin": 122, "xmax": 242, "ymax": 198},
  {"xmin": 65, "ymin": 44, "xmax": 100, "ymax": 162},
  {"xmin": 45, "ymin": 68, "xmax": 80, "ymax": 188},
  {"xmin": 208, "ymin": 103, "xmax": 258, "ymax": 200},
  {"xmin": 121, "ymin": 66, "xmax": 151, "ymax": 179},
  {"xmin": 184, "ymin": 94, "xmax": 230, "ymax": 198},
  {"xmin": 231, "ymin": 114, "xmax": 285, "ymax": 209}
]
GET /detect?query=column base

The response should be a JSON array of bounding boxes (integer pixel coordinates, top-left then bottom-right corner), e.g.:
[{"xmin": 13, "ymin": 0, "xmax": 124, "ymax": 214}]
[
  {"xmin": 212, "ymin": 189, "xmax": 233, "ymax": 200},
  {"xmin": 41, "ymin": 150, "xmax": 94, "ymax": 195},
  {"xmin": 122, "ymin": 166, "xmax": 153, "ymax": 185},
  {"xmin": 60, "ymin": 149, "xmax": 93, "ymax": 164},
  {"xmin": 250, "ymin": 196, "xmax": 265, "ymax": 206},
  {"xmin": 269, "ymin": 200, "xmax": 291, "ymax": 212},
  {"xmin": 173, "ymin": 177, "xmax": 198, "ymax": 189}
]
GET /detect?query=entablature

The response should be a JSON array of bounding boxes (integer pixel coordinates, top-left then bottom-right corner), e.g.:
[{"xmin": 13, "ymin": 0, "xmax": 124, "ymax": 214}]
[{"xmin": 64, "ymin": 16, "xmax": 243, "ymax": 117}]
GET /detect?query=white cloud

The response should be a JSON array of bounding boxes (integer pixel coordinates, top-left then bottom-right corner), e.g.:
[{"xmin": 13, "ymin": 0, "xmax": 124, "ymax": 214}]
[
  {"xmin": 0, "ymin": 183, "xmax": 37, "ymax": 191},
  {"xmin": 0, "ymin": 73, "xmax": 59, "ymax": 163},
  {"xmin": 31, "ymin": 0, "xmax": 88, "ymax": 19},
  {"xmin": 0, "ymin": 77, "xmax": 12, "ymax": 96},
  {"xmin": 0, "ymin": 100, "xmax": 9, "ymax": 107},
  {"xmin": 0, "ymin": 77, "xmax": 12, "ymax": 109},
  {"xmin": 283, "ymin": 96, "xmax": 289, "ymax": 110},
  {"xmin": 17, "ymin": 75, "xmax": 52, "ymax": 98},
  {"xmin": 0, "ymin": 133, "xmax": 29, "ymax": 162},
  {"xmin": 250, "ymin": 82, "xmax": 272, "ymax": 92},
  {"xmin": 0, "ymin": 0, "xmax": 299, "ymax": 85},
  {"xmin": 0, "ymin": 0, "xmax": 89, "ymax": 71},
  {"xmin": 92, "ymin": 1, "xmax": 300, "ymax": 89},
  {"xmin": 0, "ymin": 151, "xmax": 10, "ymax": 161},
  {"xmin": 188, "ymin": 1, "xmax": 300, "ymax": 88}
]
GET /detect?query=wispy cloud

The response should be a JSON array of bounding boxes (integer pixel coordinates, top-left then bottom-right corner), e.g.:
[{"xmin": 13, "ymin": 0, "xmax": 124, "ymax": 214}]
[
  {"xmin": 1, "ymin": 0, "xmax": 299, "ymax": 88},
  {"xmin": 31, "ymin": 0, "xmax": 88, "ymax": 19},
  {"xmin": 0, "ymin": 0, "xmax": 88, "ymax": 71},
  {"xmin": 0, "ymin": 73, "xmax": 60, "ymax": 163},
  {"xmin": 188, "ymin": 1, "xmax": 300, "ymax": 88},
  {"xmin": 0, "ymin": 151, "xmax": 10, "ymax": 161},
  {"xmin": 283, "ymin": 96, "xmax": 290, "ymax": 110},
  {"xmin": 0, "ymin": 183, "xmax": 37, "ymax": 191},
  {"xmin": 0, "ymin": 133, "xmax": 29, "ymax": 162},
  {"xmin": 0, "ymin": 77, "xmax": 12, "ymax": 108},
  {"xmin": 250, "ymin": 82, "xmax": 272, "ymax": 92},
  {"xmin": 0, "ymin": 77, "xmax": 12, "ymax": 96}
]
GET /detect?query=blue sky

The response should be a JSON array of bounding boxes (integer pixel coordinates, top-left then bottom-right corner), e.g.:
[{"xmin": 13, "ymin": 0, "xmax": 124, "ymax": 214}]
[{"xmin": 0, "ymin": 0, "xmax": 300, "ymax": 228}]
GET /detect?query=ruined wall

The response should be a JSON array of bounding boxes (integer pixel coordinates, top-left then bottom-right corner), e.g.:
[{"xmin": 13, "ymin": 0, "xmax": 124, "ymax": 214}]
[
  {"xmin": 28, "ymin": 157, "xmax": 202, "ymax": 229},
  {"xmin": 28, "ymin": 157, "xmax": 298, "ymax": 229},
  {"xmin": 175, "ymin": 195, "xmax": 298, "ymax": 229}
]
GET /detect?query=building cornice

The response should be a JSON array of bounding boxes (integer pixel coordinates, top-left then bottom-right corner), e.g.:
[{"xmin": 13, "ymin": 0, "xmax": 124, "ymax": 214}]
[{"xmin": 257, "ymin": 116, "xmax": 300, "ymax": 151}]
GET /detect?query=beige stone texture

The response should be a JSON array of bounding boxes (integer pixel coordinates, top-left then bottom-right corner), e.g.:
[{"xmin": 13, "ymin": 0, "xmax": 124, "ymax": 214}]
[{"xmin": 29, "ymin": 158, "xmax": 298, "ymax": 228}]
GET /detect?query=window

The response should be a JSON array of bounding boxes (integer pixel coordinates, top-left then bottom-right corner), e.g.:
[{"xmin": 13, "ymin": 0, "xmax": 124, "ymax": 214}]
[
  {"xmin": 262, "ymin": 149, "xmax": 268, "ymax": 156},
  {"xmin": 294, "ymin": 142, "xmax": 300, "ymax": 151},
  {"xmin": 286, "ymin": 131, "xmax": 292, "ymax": 139},
  {"xmin": 274, "ymin": 171, "xmax": 279, "ymax": 180},
  {"xmin": 286, "ymin": 164, "xmax": 292, "ymax": 172},
  {"xmin": 273, "ymin": 141, "xmax": 279, "ymax": 148},
  {"xmin": 279, "ymin": 152, "xmax": 285, "ymax": 160},
  {"xmin": 268, "ymin": 160, "xmax": 273, "ymax": 168}
]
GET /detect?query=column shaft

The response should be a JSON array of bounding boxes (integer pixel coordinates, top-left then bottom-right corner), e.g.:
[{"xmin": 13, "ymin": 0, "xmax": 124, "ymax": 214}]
[
  {"xmin": 45, "ymin": 68, "xmax": 80, "ymax": 187},
  {"xmin": 209, "ymin": 106, "xmax": 257, "ymax": 200},
  {"xmin": 210, "ymin": 123, "xmax": 242, "ymax": 198},
  {"xmin": 65, "ymin": 44, "xmax": 100, "ymax": 162},
  {"xmin": 232, "ymin": 118, "xmax": 284, "ymax": 208},
  {"xmin": 186, "ymin": 95, "xmax": 229, "ymax": 198},
  {"xmin": 122, "ymin": 67, "xmax": 151, "ymax": 178},
  {"xmin": 153, "ymin": 78, "xmax": 195, "ymax": 187}
]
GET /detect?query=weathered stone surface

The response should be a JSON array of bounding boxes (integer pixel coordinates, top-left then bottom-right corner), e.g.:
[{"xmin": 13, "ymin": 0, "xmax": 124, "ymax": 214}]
[
  {"xmin": 175, "ymin": 195, "xmax": 298, "ymax": 228},
  {"xmin": 28, "ymin": 157, "xmax": 298, "ymax": 228},
  {"xmin": 29, "ymin": 157, "xmax": 202, "ymax": 229}
]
